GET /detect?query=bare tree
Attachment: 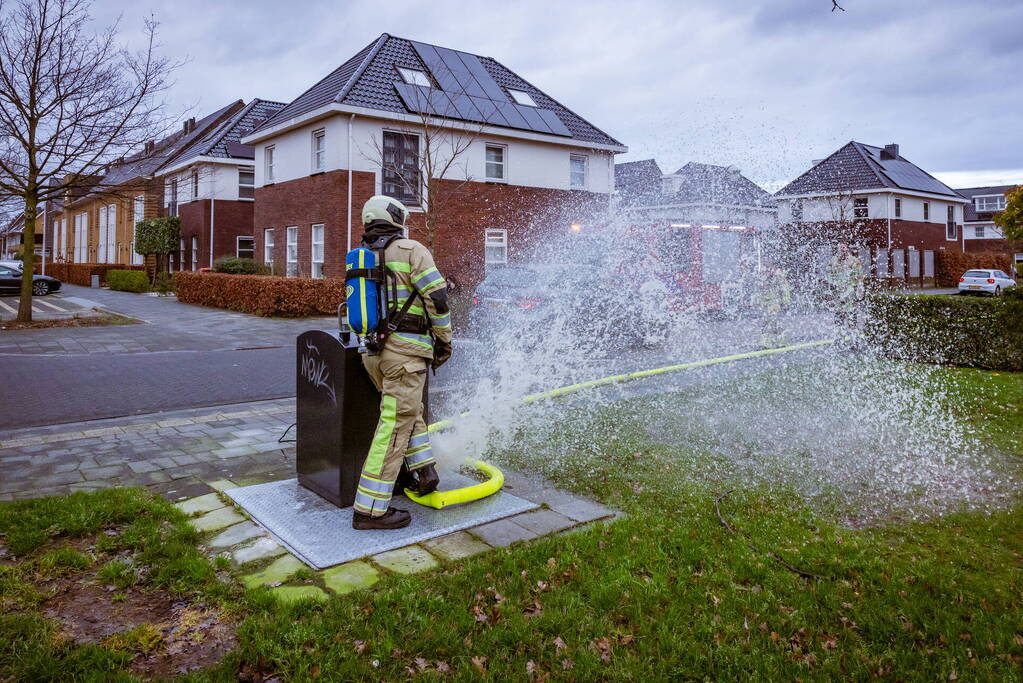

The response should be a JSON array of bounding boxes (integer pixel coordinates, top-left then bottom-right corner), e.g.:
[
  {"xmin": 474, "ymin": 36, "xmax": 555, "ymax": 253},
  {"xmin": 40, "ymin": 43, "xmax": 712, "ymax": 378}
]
[
  {"xmin": 0, "ymin": 0, "xmax": 179, "ymax": 321},
  {"xmin": 362, "ymin": 88, "xmax": 483, "ymax": 253}
]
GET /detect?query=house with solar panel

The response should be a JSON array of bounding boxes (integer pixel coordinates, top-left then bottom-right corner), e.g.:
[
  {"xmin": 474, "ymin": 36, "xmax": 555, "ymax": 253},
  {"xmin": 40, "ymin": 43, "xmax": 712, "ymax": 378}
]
[
  {"xmin": 954, "ymin": 185, "xmax": 1020, "ymax": 260},
  {"xmin": 240, "ymin": 33, "xmax": 626, "ymax": 287},
  {"xmin": 774, "ymin": 142, "xmax": 969, "ymax": 279},
  {"xmin": 157, "ymin": 99, "xmax": 286, "ymax": 271}
]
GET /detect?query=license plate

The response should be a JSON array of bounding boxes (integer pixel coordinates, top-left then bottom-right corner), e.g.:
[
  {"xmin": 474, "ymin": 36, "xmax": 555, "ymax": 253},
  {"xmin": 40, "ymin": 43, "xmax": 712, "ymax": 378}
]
[{"xmin": 968, "ymin": 285, "xmax": 980, "ymax": 289}]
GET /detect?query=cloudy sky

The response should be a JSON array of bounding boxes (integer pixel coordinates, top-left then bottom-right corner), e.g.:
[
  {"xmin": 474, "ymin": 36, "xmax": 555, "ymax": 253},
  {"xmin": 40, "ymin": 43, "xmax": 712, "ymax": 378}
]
[{"xmin": 96, "ymin": 0, "xmax": 1022, "ymax": 191}]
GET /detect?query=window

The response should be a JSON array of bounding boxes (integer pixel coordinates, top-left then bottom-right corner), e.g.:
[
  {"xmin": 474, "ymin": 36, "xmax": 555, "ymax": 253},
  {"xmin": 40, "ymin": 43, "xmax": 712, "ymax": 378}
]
[
  {"xmin": 484, "ymin": 229, "xmax": 508, "ymax": 265},
  {"xmin": 166, "ymin": 178, "xmax": 178, "ymax": 216},
  {"xmin": 485, "ymin": 145, "xmax": 506, "ymax": 182},
  {"xmin": 98, "ymin": 205, "xmax": 108, "ymax": 263},
  {"xmin": 791, "ymin": 199, "xmax": 803, "ymax": 221},
  {"xmin": 570, "ymin": 154, "xmax": 587, "ymax": 189},
  {"xmin": 191, "ymin": 168, "xmax": 199, "ymax": 200},
  {"xmin": 191, "ymin": 236, "xmax": 198, "ymax": 270},
  {"xmin": 132, "ymin": 195, "xmax": 144, "ymax": 264},
  {"xmin": 976, "ymin": 225, "xmax": 986, "ymax": 238},
  {"xmin": 237, "ymin": 236, "xmax": 254, "ymax": 260},
  {"xmin": 239, "ymin": 166, "xmax": 255, "ymax": 199},
  {"xmin": 894, "ymin": 197, "xmax": 901, "ymax": 218},
  {"xmin": 946, "ymin": 205, "xmax": 957, "ymax": 240},
  {"xmin": 397, "ymin": 67, "xmax": 431, "ymax": 87},
  {"xmin": 853, "ymin": 197, "xmax": 868, "ymax": 218},
  {"xmin": 178, "ymin": 237, "xmax": 185, "ymax": 272},
  {"xmin": 381, "ymin": 131, "xmax": 420, "ymax": 205},
  {"xmin": 311, "ymin": 224, "xmax": 324, "ymax": 278},
  {"xmin": 286, "ymin": 226, "xmax": 297, "ymax": 277},
  {"xmin": 923, "ymin": 201, "xmax": 929, "ymax": 220},
  {"xmin": 265, "ymin": 146, "xmax": 275, "ymax": 184},
  {"xmin": 312, "ymin": 129, "xmax": 326, "ymax": 172},
  {"xmin": 508, "ymin": 88, "xmax": 537, "ymax": 107},
  {"xmin": 106, "ymin": 204, "xmax": 116, "ymax": 263},
  {"xmin": 264, "ymin": 228, "xmax": 274, "ymax": 265},
  {"xmin": 974, "ymin": 195, "xmax": 1006, "ymax": 212}
]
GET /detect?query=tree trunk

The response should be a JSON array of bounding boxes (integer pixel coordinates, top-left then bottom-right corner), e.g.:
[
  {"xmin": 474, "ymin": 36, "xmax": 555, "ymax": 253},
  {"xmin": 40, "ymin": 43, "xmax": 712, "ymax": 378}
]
[{"xmin": 16, "ymin": 194, "xmax": 38, "ymax": 322}]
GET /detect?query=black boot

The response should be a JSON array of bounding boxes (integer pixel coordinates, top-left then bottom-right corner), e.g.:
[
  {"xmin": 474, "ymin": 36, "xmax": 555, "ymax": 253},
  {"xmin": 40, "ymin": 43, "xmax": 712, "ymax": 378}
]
[
  {"xmin": 394, "ymin": 463, "xmax": 415, "ymax": 497},
  {"xmin": 352, "ymin": 507, "xmax": 411, "ymax": 530},
  {"xmin": 413, "ymin": 463, "xmax": 440, "ymax": 496}
]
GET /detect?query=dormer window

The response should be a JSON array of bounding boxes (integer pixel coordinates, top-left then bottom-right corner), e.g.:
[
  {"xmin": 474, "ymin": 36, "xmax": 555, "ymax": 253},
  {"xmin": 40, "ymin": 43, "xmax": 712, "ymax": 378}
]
[
  {"xmin": 508, "ymin": 89, "xmax": 537, "ymax": 107},
  {"xmin": 398, "ymin": 67, "xmax": 431, "ymax": 87},
  {"xmin": 974, "ymin": 195, "xmax": 1006, "ymax": 212}
]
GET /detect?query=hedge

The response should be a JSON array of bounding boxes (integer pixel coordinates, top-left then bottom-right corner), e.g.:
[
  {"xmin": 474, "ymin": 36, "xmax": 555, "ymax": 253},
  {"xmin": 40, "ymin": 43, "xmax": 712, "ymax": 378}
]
[
  {"xmin": 864, "ymin": 289, "xmax": 1023, "ymax": 371},
  {"xmin": 213, "ymin": 256, "xmax": 271, "ymax": 275},
  {"xmin": 107, "ymin": 269, "xmax": 150, "ymax": 293},
  {"xmin": 175, "ymin": 271, "xmax": 346, "ymax": 317},
  {"xmin": 46, "ymin": 263, "xmax": 146, "ymax": 287},
  {"xmin": 934, "ymin": 250, "xmax": 1013, "ymax": 287}
]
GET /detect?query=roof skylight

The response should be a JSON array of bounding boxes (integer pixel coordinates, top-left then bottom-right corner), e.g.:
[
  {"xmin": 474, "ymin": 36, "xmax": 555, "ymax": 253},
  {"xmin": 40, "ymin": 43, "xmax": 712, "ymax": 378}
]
[
  {"xmin": 507, "ymin": 88, "xmax": 537, "ymax": 107},
  {"xmin": 398, "ymin": 67, "xmax": 432, "ymax": 88}
]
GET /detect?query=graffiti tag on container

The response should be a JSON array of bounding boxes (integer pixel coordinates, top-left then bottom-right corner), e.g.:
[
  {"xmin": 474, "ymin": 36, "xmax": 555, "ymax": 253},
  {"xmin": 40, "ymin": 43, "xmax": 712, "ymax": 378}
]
[{"xmin": 301, "ymin": 341, "xmax": 337, "ymax": 405}]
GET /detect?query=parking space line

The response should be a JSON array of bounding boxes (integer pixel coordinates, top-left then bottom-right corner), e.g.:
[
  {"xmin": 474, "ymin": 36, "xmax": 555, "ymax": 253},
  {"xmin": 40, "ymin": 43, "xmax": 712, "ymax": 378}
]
[
  {"xmin": 0, "ymin": 299, "xmax": 14, "ymax": 314},
  {"xmin": 36, "ymin": 299, "xmax": 65, "ymax": 311},
  {"xmin": 31, "ymin": 306, "xmax": 46, "ymax": 314}
]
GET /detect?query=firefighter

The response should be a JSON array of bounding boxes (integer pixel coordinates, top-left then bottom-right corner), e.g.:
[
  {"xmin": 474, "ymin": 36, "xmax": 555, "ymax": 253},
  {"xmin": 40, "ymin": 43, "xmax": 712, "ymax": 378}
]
[
  {"xmin": 352, "ymin": 196, "xmax": 453, "ymax": 531},
  {"xmin": 827, "ymin": 243, "xmax": 865, "ymax": 343},
  {"xmin": 758, "ymin": 265, "xmax": 791, "ymax": 349}
]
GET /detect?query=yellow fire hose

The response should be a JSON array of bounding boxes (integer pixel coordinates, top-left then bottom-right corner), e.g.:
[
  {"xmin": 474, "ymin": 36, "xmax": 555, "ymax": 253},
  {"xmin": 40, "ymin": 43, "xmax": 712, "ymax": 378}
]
[{"xmin": 408, "ymin": 339, "xmax": 833, "ymax": 509}]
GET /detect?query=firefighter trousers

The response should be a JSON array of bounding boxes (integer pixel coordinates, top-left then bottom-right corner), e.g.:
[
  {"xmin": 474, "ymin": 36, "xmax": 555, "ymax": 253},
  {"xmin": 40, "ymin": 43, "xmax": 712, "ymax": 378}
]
[{"xmin": 353, "ymin": 347, "xmax": 437, "ymax": 517}]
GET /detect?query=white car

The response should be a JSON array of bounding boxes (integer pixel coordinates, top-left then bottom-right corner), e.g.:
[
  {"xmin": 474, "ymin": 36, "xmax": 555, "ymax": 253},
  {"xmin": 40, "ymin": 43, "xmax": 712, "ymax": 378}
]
[
  {"xmin": 957, "ymin": 269, "xmax": 1017, "ymax": 296},
  {"xmin": 0, "ymin": 260, "xmax": 23, "ymax": 271}
]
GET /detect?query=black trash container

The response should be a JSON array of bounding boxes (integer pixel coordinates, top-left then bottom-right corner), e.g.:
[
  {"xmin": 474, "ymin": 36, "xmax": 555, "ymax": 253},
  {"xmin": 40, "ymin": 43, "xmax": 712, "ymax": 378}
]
[{"xmin": 295, "ymin": 330, "xmax": 379, "ymax": 507}]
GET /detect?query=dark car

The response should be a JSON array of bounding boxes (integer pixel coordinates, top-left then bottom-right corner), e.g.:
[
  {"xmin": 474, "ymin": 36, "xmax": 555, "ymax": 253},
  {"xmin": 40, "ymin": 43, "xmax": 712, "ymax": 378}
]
[{"xmin": 0, "ymin": 264, "xmax": 62, "ymax": 295}]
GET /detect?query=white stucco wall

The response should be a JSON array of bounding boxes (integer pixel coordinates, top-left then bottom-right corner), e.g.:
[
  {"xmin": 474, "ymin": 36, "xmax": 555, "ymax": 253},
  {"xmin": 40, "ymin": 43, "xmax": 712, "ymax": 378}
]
[
  {"xmin": 161, "ymin": 162, "xmax": 255, "ymax": 205},
  {"xmin": 778, "ymin": 193, "xmax": 963, "ymax": 223},
  {"xmin": 253, "ymin": 113, "xmax": 615, "ymax": 194}
]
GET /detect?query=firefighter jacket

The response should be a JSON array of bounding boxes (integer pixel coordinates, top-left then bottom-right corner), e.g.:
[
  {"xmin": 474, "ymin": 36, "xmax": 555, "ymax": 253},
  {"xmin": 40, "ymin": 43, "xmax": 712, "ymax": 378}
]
[{"xmin": 379, "ymin": 238, "xmax": 452, "ymax": 360}]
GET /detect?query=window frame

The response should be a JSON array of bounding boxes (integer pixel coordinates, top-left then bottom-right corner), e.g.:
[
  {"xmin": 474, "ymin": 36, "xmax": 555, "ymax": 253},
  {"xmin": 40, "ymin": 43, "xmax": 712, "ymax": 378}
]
[
  {"xmin": 975, "ymin": 224, "xmax": 986, "ymax": 238},
  {"xmin": 791, "ymin": 199, "xmax": 803, "ymax": 221},
  {"xmin": 311, "ymin": 129, "xmax": 326, "ymax": 173},
  {"xmin": 264, "ymin": 227, "xmax": 274, "ymax": 265},
  {"xmin": 237, "ymin": 235, "xmax": 255, "ymax": 260},
  {"xmin": 894, "ymin": 197, "xmax": 901, "ymax": 218},
  {"xmin": 570, "ymin": 153, "xmax": 587, "ymax": 189},
  {"xmin": 853, "ymin": 196, "xmax": 869, "ymax": 219},
  {"xmin": 166, "ymin": 178, "xmax": 178, "ymax": 217},
  {"xmin": 265, "ymin": 145, "xmax": 276, "ymax": 184},
  {"xmin": 311, "ymin": 223, "xmax": 325, "ymax": 279},
  {"xmin": 974, "ymin": 194, "xmax": 1007, "ymax": 212},
  {"xmin": 507, "ymin": 88, "xmax": 537, "ymax": 107},
  {"xmin": 945, "ymin": 205, "xmax": 957, "ymax": 241},
  {"xmin": 397, "ymin": 67, "xmax": 432, "ymax": 87},
  {"xmin": 191, "ymin": 235, "xmax": 198, "ymax": 271},
  {"xmin": 191, "ymin": 168, "xmax": 199, "ymax": 200},
  {"xmin": 286, "ymin": 225, "xmax": 298, "ymax": 277},
  {"xmin": 238, "ymin": 165, "xmax": 255, "ymax": 200},
  {"xmin": 484, "ymin": 228, "xmax": 508, "ymax": 265},
  {"xmin": 485, "ymin": 143, "xmax": 507, "ymax": 183},
  {"xmin": 923, "ymin": 201, "xmax": 929, "ymax": 221},
  {"xmin": 131, "ymin": 194, "xmax": 145, "ymax": 264},
  {"xmin": 381, "ymin": 130, "xmax": 421, "ymax": 206}
]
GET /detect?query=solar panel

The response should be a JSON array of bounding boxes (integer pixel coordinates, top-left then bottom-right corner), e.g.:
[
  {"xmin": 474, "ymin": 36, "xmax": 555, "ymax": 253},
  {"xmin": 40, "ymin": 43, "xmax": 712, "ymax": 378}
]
[
  {"xmin": 515, "ymin": 104, "xmax": 553, "ymax": 134},
  {"xmin": 495, "ymin": 100, "xmax": 530, "ymax": 129},
  {"xmin": 537, "ymin": 109, "xmax": 572, "ymax": 137},
  {"xmin": 457, "ymin": 52, "xmax": 510, "ymax": 102},
  {"xmin": 469, "ymin": 96, "xmax": 511, "ymax": 127},
  {"xmin": 448, "ymin": 93, "xmax": 483, "ymax": 121}
]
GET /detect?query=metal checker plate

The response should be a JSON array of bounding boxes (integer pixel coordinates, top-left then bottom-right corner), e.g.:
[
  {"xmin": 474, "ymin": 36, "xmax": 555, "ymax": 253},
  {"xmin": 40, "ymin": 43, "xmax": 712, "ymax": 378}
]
[{"xmin": 227, "ymin": 473, "xmax": 537, "ymax": 569}]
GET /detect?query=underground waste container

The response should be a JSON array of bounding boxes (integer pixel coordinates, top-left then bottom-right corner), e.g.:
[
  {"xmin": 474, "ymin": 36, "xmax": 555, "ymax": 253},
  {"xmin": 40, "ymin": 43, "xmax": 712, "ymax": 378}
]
[{"xmin": 295, "ymin": 329, "xmax": 429, "ymax": 507}]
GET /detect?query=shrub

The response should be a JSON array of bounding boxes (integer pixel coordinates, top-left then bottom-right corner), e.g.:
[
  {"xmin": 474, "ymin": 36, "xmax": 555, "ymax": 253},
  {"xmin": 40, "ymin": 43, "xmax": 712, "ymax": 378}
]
[
  {"xmin": 46, "ymin": 263, "xmax": 145, "ymax": 287},
  {"xmin": 213, "ymin": 256, "xmax": 271, "ymax": 275},
  {"xmin": 934, "ymin": 250, "xmax": 1012, "ymax": 287},
  {"xmin": 152, "ymin": 272, "xmax": 175, "ymax": 296},
  {"xmin": 133, "ymin": 217, "xmax": 179, "ymax": 258},
  {"xmin": 864, "ymin": 292, "xmax": 1023, "ymax": 371},
  {"xmin": 175, "ymin": 271, "xmax": 345, "ymax": 317},
  {"xmin": 106, "ymin": 270, "xmax": 149, "ymax": 293}
]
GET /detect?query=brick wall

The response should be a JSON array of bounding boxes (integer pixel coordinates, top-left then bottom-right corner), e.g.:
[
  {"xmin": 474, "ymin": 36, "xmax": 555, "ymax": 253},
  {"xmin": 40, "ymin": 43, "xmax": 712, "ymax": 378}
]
[
  {"xmin": 178, "ymin": 199, "xmax": 255, "ymax": 270},
  {"xmin": 964, "ymin": 238, "xmax": 1011, "ymax": 255},
  {"xmin": 784, "ymin": 218, "xmax": 964, "ymax": 253}
]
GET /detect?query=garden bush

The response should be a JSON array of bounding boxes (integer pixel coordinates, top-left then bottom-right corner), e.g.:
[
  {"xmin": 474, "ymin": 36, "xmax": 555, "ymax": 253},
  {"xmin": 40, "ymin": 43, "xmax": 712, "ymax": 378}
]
[
  {"xmin": 934, "ymin": 250, "xmax": 1012, "ymax": 287},
  {"xmin": 106, "ymin": 270, "xmax": 149, "ymax": 293},
  {"xmin": 864, "ymin": 290, "xmax": 1023, "ymax": 371},
  {"xmin": 46, "ymin": 263, "xmax": 145, "ymax": 287},
  {"xmin": 212, "ymin": 256, "xmax": 271, "ymax": 275},
  {"xmin": 175, "ymin": 271, "xmax": 345, "ymax": 317}
]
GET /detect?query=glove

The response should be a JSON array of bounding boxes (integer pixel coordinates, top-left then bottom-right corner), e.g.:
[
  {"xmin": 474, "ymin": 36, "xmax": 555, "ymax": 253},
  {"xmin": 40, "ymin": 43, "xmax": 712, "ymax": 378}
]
[{"xmin": 432, "ymin": 340, "xmax": 452, "ymax": 370}]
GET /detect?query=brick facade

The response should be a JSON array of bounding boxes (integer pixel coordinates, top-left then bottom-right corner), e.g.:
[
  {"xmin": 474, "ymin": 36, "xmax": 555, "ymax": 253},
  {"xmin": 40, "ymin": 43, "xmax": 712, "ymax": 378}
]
[
  {"xmin": 964, "ymin": 237, "xmax": 1013, "ymax": 255},
  {"xmin": 177, "ymin": 199, "xmax": 255, "ymax": 270},
  {"xmin": 785, "ymin": 218, "xmax": 963, "ymax": 253},
  {"xmin": 59, "ymin": 183, "xmax": 161, "ymax": 264},
  {"xmin": 253, "ymin": 171, "xmax": 608, "ymax": 290}
]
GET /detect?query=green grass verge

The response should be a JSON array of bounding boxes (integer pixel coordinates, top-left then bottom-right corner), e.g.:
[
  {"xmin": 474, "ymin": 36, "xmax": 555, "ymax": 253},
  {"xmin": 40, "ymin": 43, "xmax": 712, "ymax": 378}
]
[{"xmin": 2, "ymin": 367, "xmax": 1021, "ymax": 680}]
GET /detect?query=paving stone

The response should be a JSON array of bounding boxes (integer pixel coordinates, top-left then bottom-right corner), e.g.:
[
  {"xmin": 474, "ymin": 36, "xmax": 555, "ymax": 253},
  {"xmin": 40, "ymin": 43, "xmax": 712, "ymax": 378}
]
[
  {"xmin": 175, "ymin": 492, "xmax": 225, "ymax": 515},
  {"xmin": 545, "ymin": 495, "xmax": 615, "ymax": 524},
  {"xmin": 206, "ymin": 478, "xmax": 238, "ymax": 492},
  {"xmin": 190, "ymin": 506, "xmax": 245, "ymax": 533},
  {"xmin": 321, "ymin": 561, "xmax": 380, "ymax": 595},
  {"xmin": 36, "ymin": 471, "xmax": 85, "ymax": 487},
  {"xmin": 127, "ymin": 460, "xmax": 161, "ymax": 474},
  {"xmin": 81, "ymin": 465, "xmax": 127, "ymax": 481},
  {"xmin": 208, "ymin": 521, "xmax": 264, "ymax": 549},
  {"xmin": 170, "ymin": 454, "xmax": 200, "ymax": 466},
  {"xmin": 241, "ymin": 554, "xmax": 306, "ymax": 589},
  {"xmin": 271, "ymin": 585, "xmax": 327, "ymax": 603},
  {"xmin": 233, "ymin": 537, "xmax": 287, "ymax": 565},
  {"xmin": 508, "ymin": 509, "xmax": 576, "ymax": 536},
  {"xmin": 372, "ymin": 546, "xmax": 439, "ymax": 575},
  {"xmin": 422, "ymin": 531, "xmax": 492, "ymax": 561},
  {"xmin": 469, "ymin": 518, "xmax": 539, "ymax": 547}
]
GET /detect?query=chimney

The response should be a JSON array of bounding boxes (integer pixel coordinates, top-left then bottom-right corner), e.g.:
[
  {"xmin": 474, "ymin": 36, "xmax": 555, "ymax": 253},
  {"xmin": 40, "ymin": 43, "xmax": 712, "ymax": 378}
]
[
  {"xmin": 144, "ymin": 140, "xmax": 155, "ymax": 154},
  {"xmin": 183, "ymin": 117, "xmax": 196, "ymax": 134},
  {"xmin": 881, "ymin": 143, "xmax": 899, "ymax": 160}
]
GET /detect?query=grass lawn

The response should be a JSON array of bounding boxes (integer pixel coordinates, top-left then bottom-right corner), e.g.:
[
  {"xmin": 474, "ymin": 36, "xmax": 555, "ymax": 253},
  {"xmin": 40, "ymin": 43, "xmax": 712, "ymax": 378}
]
[{"xmin": 2, "ymin": 364, "xmax": 1021, "ymax": 680}]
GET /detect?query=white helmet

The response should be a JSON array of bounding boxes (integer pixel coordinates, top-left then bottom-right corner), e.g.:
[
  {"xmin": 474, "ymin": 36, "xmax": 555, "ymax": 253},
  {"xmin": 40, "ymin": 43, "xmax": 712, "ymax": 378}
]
[{"xmin": 362, "ymin": 195, "xmax": 408, "ymax": 229}]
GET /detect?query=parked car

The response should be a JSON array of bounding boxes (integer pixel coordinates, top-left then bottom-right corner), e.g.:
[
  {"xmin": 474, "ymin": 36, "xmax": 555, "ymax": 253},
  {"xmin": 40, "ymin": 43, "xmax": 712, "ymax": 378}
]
[
  {"xmin": 0, "ymin": 264, "xmax": 62, "ymax": 295},
  {"xmin": 957, "ymin": 269, "xmax": 1016, "ymax": 296},
  {"xmin": 0, "ymin": 260, "xmax": 23, "ymax": 271}
]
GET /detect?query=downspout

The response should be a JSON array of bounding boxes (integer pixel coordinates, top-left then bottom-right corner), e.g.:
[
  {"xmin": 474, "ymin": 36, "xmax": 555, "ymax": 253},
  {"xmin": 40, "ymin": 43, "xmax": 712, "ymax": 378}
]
[
  {"xmin": 347, "ymin": 114, "xmax": 354, "ymax": 252},
  {"xmin": 209, "ymin": 198, "xmax": 216, "ymax": 268}
]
